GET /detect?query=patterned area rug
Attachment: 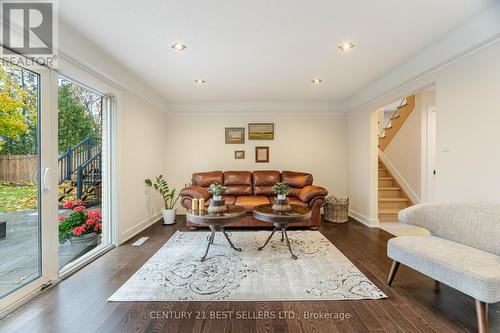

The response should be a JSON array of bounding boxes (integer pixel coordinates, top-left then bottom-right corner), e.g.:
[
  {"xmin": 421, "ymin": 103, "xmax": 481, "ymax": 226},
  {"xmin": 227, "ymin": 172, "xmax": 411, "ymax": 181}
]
[{"xmin": 108, "ymin": 231, "xmax": 386, "ymax": 301}]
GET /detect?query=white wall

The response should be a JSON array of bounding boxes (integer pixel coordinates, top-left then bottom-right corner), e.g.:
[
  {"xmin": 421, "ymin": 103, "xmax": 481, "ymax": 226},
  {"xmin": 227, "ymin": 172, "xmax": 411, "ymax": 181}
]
[
  {"xmin": 165, "ymin": 113, "xmax": 348, "ymax": 212},
  {"xmin": 346, "ymin": 39, "xmax": 500, "ymax": 224},
  {"xmin": 116, "ymin": 94, "xmax": 167, "ymax": 243},
  {"xmin": 59, "ymin": 20, "xmax": 169, "ymax": 244}
]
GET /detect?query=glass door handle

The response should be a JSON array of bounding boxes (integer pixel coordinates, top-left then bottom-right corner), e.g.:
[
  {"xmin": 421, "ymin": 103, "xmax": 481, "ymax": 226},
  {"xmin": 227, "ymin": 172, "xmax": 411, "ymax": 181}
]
[{"xmin": 42, "ymin": 168, "xmax": 50, "ymax": 191}]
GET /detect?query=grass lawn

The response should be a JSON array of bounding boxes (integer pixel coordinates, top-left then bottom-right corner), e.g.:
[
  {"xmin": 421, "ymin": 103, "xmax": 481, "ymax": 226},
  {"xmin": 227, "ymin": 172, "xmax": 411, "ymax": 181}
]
[{"xmin": 0, "ymin": 182, "xmax": 37, "ymax": 213}]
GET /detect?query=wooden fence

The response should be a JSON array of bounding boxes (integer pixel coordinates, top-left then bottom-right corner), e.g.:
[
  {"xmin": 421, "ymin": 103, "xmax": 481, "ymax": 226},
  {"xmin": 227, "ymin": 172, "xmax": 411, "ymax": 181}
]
[{"xmin": 0, "ymin": 155, "xmax": 38, "ymax": 183}]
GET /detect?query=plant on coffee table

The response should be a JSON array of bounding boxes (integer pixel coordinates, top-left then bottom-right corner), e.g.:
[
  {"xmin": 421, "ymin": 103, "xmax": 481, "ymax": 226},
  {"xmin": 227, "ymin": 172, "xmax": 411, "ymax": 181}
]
[
  {"xmin": 272, "ymin": 182, "xmax": 289, "ymax": 200},
  {"xmin": 209, "ymin": 183, "xmax": 227, "ymax": 201}
]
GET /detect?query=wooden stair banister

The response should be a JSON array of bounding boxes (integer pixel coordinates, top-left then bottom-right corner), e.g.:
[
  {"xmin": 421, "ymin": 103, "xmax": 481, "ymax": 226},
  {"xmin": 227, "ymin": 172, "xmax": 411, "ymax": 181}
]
[
  {"xmin": 57, "ymin": 136, "xmax": 102, "ymax": 201},
  {"xmin": 378, "ymin": 95, "xmax": 416, "ymax": 151}
]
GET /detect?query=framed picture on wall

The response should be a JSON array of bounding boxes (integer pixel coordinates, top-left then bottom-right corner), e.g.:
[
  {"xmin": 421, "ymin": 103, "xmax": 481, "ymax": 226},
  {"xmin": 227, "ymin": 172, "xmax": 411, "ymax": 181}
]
[
  {"xmin": 225, "ymin": 127, "xmax": 245, "ymax": 144},
  {"xmin": 255, "ymin": 146, "xmax": 269, "ymax": 163},
  {"xmin": 248, "ymin": 123, "xmax": 274, "ymax": 140},
  {"xmin": 234, "ymin": 150, "xmax": 245, "ymax": 159}
]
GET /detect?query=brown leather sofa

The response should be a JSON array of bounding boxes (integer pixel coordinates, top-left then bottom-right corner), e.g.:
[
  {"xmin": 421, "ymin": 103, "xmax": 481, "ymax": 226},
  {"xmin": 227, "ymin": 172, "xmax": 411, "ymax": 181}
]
[{"xmin": 180, "ymin": 170, "xmax": 328, "ymax": 229}]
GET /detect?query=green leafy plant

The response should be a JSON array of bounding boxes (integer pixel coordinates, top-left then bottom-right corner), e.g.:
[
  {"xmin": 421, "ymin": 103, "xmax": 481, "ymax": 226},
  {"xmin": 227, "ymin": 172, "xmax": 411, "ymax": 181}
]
[
  {"xmin": 145, "ymin": 175, "xmax": 180, "ymax": 209},
  {"xmin": 272, "ymin": 182, "xmax": 289, "ymax": 196},
  {"xmin": 209, "ymin": 183, "xmax": 227, "ymax": 197}
]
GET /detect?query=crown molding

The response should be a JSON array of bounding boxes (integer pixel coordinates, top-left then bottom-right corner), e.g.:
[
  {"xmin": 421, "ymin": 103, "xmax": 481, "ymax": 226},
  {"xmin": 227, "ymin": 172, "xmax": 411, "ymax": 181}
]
[{"xmin": 167, "ymin": 100, "xmax": 343, "ymax": 115}]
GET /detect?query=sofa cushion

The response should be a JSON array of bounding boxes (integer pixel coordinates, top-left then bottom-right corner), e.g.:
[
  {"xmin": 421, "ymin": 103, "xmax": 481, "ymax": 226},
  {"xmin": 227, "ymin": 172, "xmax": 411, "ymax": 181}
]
[
  {"xmin": 253, "ymin": 170, "xmax": 280, "ymax": 196},
  {"xmin": 225, "ymin": 185, "xmax": 253, "ymax": 196},
  {"xmin": 192, "ymin": 171, "xmax": 223, "ymax": 187},
  {"xmin": 269, "ymin": 196, "xmax": 308, "ymax": 207},
  {"xmin": 235, "ymin": 196, "xmax": 270, "ymax": 212},
  {"xmin": 388, "ymin": 235, "xmax": 500, "ymax": 303},
  {"xmin": 224, "ymin": 171, "xmax": 252, "ymax": 185},
  {"xmin": 281, "ymin": 171, "xmax": 313, "ymax": 187},
  {"xmin": 282, "ymin": 171, "xmax": 313, "ymax": 196}
]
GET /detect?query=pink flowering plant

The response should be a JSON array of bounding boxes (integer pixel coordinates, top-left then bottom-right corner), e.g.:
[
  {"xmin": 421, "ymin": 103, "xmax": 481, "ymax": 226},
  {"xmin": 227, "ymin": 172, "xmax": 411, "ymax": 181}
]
[{"xmin": 58, "ymin": 200, "xmax": 102, "ymax": 243}]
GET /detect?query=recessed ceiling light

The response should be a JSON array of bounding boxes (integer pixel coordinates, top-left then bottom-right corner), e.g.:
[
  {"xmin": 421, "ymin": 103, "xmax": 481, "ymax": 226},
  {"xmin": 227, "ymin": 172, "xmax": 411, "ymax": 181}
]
[
  {"xmin": 171, "ymin": 42, "xmax": 187, "ymax": 52},
  {"xmin": 194, "ymin": 79, "xmax": 206, "ymax": 84},
  {"xmin": 312, "ymin": 78, "xmax": 323, "ymax": 85},
  {"xmin": 338, "ymin": 41, "xmax": 354, "ymax": 52}
]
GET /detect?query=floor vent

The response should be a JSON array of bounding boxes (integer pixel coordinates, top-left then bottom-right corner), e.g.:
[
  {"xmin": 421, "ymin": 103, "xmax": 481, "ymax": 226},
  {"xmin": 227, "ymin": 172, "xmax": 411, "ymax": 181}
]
[{"xmin": 132, "ymin": 237, "xmax": 149, "ymax": 246}]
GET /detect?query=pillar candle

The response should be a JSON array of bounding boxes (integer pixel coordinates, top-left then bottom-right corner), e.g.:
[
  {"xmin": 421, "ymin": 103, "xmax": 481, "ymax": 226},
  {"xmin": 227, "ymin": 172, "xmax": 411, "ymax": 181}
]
[
  {"xmin": 199, "ymin": 198, "xmax": 205, "ymax": 211},
  {"xmin": 192, "ymin": 198, "xmax": 199, "ymax": 211}
]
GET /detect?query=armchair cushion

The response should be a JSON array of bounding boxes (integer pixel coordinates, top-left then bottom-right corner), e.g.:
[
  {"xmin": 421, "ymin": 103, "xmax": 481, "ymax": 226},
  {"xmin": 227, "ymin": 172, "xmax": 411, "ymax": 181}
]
[
  {"xmin": 297, "ymin": 185, "xmax": 328, "ymax": 203},
  {"xmin": 388, "ymin": 235, "xmax": 500, "ymax": 303},
  {"xmin": 179, "ymin": 186, "xmax": 211, "ymax": 200}
]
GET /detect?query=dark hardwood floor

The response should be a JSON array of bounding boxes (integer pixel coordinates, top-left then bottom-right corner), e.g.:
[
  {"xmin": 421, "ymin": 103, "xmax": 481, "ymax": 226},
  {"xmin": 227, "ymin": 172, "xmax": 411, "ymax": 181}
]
[{"xmin": 1, "ymin": 217, "xmax": 498, "ymax": 333}]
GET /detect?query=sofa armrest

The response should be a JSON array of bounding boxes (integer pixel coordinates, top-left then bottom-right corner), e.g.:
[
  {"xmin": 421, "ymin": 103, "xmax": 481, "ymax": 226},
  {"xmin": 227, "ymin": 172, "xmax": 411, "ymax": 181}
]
[
  {"xmin": 180, "ymin": 186, "xmax": 211, "ymax": 200},
  {"xmin": 297, "ymin": 185, "xmax": 328, "ymax": 203}
]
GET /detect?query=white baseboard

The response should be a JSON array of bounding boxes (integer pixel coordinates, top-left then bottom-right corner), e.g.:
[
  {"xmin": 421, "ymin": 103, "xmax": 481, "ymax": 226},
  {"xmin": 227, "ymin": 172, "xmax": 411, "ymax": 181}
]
[
  {"xmin": 378, "ymin": 150, "xmax": 421, "ymax": 204},
  {"xmin": 348, "ymin": 209, "xmax": 379, "ymax": 227},
  {"xmin": 119, "ymin": 212, "xmax": 162, "ymax": 245}
]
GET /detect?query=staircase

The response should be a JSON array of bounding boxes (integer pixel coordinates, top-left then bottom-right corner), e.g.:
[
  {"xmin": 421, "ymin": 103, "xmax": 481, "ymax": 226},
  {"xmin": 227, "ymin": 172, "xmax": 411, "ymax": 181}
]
[
  {"xmin": 377, "ymin": 95, "xmax": 416, "ymax": 221},
  {"xmin": 378, "ymin": 159, "xmax": 411, "ymax": 222},
  {"xmin": 58, "ymin": 136, "xmax": 102, "ymax": 201},
  {"xmin": 378, "ymin": 95, "xmax": 415, "ymax": 151}
]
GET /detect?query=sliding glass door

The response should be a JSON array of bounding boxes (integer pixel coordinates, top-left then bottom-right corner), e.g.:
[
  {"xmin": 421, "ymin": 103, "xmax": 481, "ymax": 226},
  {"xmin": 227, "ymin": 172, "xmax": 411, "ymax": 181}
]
[
  {"xmin": 0, "ymin": 57, "xmax": 53, "ymax": 310},
  {"xmin": 0, "ymin": 51, "xmax": 114, "ymax": 314},
  {"xmin": 57, "ymin": 75, "xmax": 112, "ymax": 271}
]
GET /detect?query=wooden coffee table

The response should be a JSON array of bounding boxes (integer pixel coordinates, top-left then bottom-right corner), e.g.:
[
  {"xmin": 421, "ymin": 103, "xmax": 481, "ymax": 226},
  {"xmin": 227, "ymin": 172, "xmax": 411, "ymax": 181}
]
[
  {"xmin": 253, "ymin": 204, "xmax": 312, "ymax": 259},
  {"xmin": 186, "ymin": 205, "xmax": 246, "ymax": 261}
]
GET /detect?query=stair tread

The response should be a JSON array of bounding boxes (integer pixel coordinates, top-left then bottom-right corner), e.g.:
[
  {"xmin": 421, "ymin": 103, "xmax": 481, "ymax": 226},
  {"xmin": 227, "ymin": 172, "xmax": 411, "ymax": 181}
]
[
  {"xmin": 379, "ymin": 177, "xmax": 393, "ymax": 180},
  {"xmin": 379, "ymin": 197, "xmax": 409, "ymax": 202},
  {"xmin": 379, "ymin": 187, "xmax": 400, "ymax": 190},
  {"xmin": 379, "ymin": 209, "xmax": 401, "ymax": 214}
]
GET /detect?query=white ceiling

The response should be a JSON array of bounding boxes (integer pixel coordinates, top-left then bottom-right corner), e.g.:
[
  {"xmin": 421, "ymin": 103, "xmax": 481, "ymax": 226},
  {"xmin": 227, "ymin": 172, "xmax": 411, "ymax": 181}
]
[{"xmin": 59, "ymin": 0, "xmax": 495, "ymax": 104}]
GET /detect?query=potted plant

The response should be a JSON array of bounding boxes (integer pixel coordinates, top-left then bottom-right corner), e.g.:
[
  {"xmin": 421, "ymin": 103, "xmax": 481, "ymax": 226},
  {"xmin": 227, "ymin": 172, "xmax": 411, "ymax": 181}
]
[
  {"xmin": 145, "ymin": 175, "xmax": 180, "ymax": 225},
  {"xmin": 209, "ymin": 183, "xmax": 227, "ymax": 201},
  {"xmin": 59, "ymin": 200, "xmax": 102, "ymax": 254},
  {"xmin": 208, "ymin": 183, "xmax": 227, "ymax": 213},
  {"xmin": 272, "ymin": 182, "xmax": 289, "ymax": 200}
]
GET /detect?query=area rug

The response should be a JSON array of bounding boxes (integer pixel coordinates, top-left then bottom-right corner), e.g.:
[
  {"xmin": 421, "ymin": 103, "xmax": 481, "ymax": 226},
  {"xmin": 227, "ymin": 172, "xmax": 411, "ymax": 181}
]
[{"xmin": 108, "ymin": 231, "xmax": 386, "ymax": 301}]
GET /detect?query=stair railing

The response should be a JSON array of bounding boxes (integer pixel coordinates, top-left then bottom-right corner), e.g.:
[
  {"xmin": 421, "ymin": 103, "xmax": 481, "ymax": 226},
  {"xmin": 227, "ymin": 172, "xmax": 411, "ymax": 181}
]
[
  {"xmin": 378, "ymin": 98, "xmax": 407, "ymax": 139},
  {"xmin": 58, "ymin": 136, "xmax": 100, "ymax": 184},
  {"xmin": 76, "ymin": 149, "xmax": 102, "ymax": 199}
]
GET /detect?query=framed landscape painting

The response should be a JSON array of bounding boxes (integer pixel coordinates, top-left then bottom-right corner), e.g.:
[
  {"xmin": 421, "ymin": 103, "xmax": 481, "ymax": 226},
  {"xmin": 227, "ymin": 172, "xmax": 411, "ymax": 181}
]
[
  {"xmin": 225, "ymin": 127, "xmax": 245, "ymax": 144},
  {"xmin": 248, "ymin": 123, "xmax": 274, "ymax": 140}
]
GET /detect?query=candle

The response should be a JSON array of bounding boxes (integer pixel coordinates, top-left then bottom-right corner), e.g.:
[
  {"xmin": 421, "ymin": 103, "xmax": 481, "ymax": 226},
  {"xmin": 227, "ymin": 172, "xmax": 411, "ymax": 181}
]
[
  {"xmin": 199, "ymin": 198, "xmax": 205, "ymax": 211},
  {"xmin": 192, "ymin": 198, "xmax": 199, "ymax": 211}
]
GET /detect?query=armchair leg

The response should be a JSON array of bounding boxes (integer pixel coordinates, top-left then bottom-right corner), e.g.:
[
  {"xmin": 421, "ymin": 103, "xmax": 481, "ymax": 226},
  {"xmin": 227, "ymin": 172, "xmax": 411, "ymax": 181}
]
[
  {"xmin": 387, "ymin": 261, "xmax": 400, "ymax": 286},
  {"xmin": 434, "ymin": 280, "xmax": 440, "ymax": 291},
  {"xmin": 475, "ymin": 299, "xmax": 488, "ymax": 333}
]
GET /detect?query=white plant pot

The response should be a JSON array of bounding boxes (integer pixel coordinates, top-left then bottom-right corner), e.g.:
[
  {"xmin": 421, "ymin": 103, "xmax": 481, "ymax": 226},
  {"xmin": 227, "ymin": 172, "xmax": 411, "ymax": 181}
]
[
  {"xmin": 277, "ymin": 194, "xmax": 287, "ymax": 200},
  {"xmin": 162, "ymin": 208, "xmax": 177, "ymax": 225},
  {"xmin": 213, "ymin": 195, "xmax": 223, "ymax": 201}
]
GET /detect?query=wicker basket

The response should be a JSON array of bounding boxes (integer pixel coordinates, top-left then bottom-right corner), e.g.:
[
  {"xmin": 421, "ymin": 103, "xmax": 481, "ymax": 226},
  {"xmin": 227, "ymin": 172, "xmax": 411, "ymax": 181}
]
[{"xmin": 324, "ymin": 196, "xmax": 349, "ymax": 223}]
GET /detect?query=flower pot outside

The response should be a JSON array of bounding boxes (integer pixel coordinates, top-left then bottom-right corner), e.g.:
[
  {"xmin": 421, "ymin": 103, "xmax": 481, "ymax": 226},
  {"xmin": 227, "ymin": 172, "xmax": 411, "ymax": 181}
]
[
  {"xmin": 162, "ymin": 208, "xmax": 177, "ymax": 225},
  {"xmin": 70, "ymin": 232, "xmax": 100, "ymax": 254}
]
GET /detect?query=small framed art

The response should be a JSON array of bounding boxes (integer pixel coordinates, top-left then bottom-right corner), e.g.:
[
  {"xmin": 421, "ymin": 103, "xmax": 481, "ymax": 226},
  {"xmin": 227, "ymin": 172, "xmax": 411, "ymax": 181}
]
[{"xmin": 234, "ymin": 150, "xmax": 245, "ymax": 159}]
